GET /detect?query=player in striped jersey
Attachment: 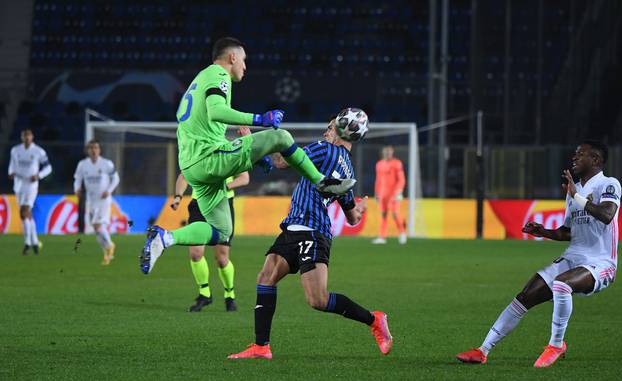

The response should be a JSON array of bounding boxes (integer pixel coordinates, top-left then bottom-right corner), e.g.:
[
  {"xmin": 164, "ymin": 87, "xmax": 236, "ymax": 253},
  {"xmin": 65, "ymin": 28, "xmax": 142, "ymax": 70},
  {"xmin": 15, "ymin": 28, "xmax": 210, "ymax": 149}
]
[
  {"xmin": 457, "ymin": 141, "xmax": 620, "ymax": 368},
  {"xmin": 228, "ymin": 116, "xmax": 393, "ymax": 360}
]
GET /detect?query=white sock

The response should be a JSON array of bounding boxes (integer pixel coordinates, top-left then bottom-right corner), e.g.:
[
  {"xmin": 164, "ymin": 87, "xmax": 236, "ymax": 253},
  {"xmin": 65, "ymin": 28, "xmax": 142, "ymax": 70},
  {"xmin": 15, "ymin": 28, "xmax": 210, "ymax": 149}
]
[
  {"xmin": 163, "ymin": 231, "xmax": 174, "ymax": 247},
  {"xmin": 95, "ymin": 230, "xmax": 107, "ymax": 249},
  {"xmin": 95, "ymin": 228, "xmax": 112, "ymax": 250},
  {"xmin": 480, "ymin": 298, "xmax": 528, "ymax": 355},
  {"xmin": 22, "ymin": 219, "xmax": 32, "ymax": 245},
  {"xmin": 99, "ymin": 227, "xmax": 112, "ymax": 248},
  {"xmin": 549, "ymin": 281, "xmax": 573, "ymax": 347},
  {"xmin": 29, "ymin": 219, "xmax": 39, "ymax": 245}
]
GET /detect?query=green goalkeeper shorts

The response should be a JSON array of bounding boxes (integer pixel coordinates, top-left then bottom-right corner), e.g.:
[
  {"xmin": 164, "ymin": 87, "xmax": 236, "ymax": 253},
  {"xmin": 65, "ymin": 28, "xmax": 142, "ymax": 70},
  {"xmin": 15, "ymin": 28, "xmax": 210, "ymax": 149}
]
[{"xmin": 182, "ymin": 134, "xmax": 253, "ymax": 218}]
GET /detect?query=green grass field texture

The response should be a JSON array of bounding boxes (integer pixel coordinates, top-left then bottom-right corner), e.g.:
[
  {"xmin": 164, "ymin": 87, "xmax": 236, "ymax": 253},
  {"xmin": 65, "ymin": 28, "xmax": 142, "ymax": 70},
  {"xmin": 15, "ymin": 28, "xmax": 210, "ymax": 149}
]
[{"xmin": 1, "ymin": 235, "xmax": 620, "ymax": 381}]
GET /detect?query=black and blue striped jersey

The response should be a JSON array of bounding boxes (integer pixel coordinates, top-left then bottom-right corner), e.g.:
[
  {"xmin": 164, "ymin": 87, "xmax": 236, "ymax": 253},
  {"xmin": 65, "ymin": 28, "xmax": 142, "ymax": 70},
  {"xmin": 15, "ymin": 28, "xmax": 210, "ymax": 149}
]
[{"xmin": 280, "ymin": 141, "xmax": 356, "ymax": 240}]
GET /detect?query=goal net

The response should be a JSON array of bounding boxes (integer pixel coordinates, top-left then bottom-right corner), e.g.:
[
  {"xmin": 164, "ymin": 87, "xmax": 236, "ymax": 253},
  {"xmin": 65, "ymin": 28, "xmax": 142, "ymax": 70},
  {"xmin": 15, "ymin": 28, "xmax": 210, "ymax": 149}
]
[{"xmin": 85, "ymin": 109, "xmax": 423, "ymax": 237}]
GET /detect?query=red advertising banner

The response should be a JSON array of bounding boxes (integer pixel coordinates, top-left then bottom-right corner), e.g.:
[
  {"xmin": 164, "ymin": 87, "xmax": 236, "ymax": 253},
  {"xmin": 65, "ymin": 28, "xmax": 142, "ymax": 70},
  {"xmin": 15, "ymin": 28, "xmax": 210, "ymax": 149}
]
[{"xmin": 489, "ymin": 200, "xmax": 622, "ymax": 240}]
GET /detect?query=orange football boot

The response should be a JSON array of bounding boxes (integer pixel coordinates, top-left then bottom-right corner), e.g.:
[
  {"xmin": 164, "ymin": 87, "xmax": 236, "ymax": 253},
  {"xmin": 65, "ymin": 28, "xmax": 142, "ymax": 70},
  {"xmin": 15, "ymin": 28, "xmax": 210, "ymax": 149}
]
[
  {"xmin": 228, "ymin": 344, "xmax": 272, "ymax": 359},
  {"xmin": 534, "ymin": 341, "xmax": 566, "ymax": 368},
  {"xmin": 370, "ymin": 311, "xmax": 393, "ymax": 355},
  {"xmin": 456, "ymin": 348, "xmax": 488, "ymax": 364}
]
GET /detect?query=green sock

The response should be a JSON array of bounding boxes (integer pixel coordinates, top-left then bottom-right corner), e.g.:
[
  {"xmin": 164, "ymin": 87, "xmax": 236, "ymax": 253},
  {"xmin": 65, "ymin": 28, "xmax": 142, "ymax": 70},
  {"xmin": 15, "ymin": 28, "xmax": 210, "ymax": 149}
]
[
  {"xmin": 282, "ymin": 147, "xmax": 324, "ymax": 184},
  {"xmin": 218, "ymin": 261, "xmax": 235, "ymax": 299},
  {"xmin": 190, "ymin": 257, "xmax": 211, "ymax": 298},
  {"xmin": 172, "ymin": 222, "xmax": 219, "ymax": 246}
]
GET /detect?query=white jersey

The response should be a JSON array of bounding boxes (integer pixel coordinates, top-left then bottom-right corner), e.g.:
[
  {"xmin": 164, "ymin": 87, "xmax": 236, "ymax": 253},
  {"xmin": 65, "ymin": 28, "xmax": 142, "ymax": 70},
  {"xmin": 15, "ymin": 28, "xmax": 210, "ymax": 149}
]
[
  {"xmin": 8, "ymin": 143, "xmax": 52, "ymax": 193},
  {"xmin": 563, "ymin": 171, "xmax": 620, "ymax": 267},
  {"xmin": 73, "ymin": 157, "xmax": 120, "ymax": 202}
]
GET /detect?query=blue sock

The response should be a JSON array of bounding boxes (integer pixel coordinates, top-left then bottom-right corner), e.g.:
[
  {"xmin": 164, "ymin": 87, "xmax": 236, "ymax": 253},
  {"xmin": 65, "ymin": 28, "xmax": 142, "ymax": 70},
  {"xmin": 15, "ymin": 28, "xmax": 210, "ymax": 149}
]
[
  {"xmin": 324, "ymin": 292, "xmax": 374, "ymax": 325},
  {"xmin": 255, "ymin": 285, "xmax": 277, "ymax": 345}
]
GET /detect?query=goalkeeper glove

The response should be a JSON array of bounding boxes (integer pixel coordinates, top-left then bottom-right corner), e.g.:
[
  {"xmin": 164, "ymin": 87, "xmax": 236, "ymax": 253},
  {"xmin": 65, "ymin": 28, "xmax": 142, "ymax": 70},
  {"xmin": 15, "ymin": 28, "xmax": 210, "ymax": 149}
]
[
  {"xmin": 255, "ymin": 155, "xmax": 273, "ymax": 174},
  {"xmin": 252, "ymin": 110, "xmax": 284, "ymax": 129}
]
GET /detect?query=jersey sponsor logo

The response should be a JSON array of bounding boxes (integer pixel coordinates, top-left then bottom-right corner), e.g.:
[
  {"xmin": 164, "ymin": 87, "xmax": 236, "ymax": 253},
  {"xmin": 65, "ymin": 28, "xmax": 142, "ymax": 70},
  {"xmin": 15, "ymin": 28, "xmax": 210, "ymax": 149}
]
[
  {"xmin": 0, "ymin": 196, "xmax": 9, "ymax": 233},
  {"xmin": 219, "ymin": 80, "xmax": 228, "ymax": 93}
]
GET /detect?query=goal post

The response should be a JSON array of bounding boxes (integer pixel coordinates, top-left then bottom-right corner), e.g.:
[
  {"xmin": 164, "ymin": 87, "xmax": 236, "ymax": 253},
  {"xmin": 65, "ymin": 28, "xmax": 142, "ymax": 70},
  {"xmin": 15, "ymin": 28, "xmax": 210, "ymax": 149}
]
[{"xmin": 85, "ymin": 110, "xmax": 422, "ymax": 237}]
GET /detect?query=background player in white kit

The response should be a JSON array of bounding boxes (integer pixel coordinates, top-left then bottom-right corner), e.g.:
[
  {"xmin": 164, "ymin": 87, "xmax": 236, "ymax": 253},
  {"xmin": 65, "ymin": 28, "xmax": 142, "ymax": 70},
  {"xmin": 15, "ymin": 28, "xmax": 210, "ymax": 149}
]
[
  {"xmin": 457, "ymin": 140, "xmax": 620, "ymax": 368},
  {"xmin": 73, "ymin": 140, "xmax": 120, "ymax": 265},
  {"xmin": 8, "ymin": 129, "xmax": 52, "ymax": 255}
]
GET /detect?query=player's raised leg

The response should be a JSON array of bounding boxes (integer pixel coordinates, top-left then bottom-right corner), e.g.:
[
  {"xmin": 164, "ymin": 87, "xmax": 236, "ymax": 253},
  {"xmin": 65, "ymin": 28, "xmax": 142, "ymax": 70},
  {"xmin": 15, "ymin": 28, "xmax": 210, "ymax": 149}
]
[
  {"xmin": 228, "ymin": 254, "xmax": 290, "ymax": 359},
  {"xmin": 141, "ymin": 196, "xmax": 232, "ymax": 274},
  {"xmin": 249, "ymin": 129, "xmax": 356, "ymax": 195},
  {"xmin": 457, "ymin": 273, "xmax": 552, "ymax": 364},
  {"xmin": 301, "ymin": 263, "xmax": 392, "ymax": 355}
]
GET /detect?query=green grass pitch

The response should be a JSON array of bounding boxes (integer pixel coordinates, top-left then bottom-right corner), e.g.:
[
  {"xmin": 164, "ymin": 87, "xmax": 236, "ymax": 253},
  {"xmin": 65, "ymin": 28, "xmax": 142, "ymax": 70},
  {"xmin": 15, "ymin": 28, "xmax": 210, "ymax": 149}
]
[{"xmin": 1, "ymin": 234, "xmax": 620, "ymax": 380}]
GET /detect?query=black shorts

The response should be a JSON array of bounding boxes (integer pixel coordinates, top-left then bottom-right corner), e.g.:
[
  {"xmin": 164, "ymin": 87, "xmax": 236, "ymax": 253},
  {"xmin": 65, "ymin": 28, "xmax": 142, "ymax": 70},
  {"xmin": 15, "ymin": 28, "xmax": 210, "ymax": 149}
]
[
  {"xmin": 266, "ymin": 229, "xmax": 332, "ymax": 274},
  {"xmin": 188, "ymin": 198, "xmax": 235, "ymax": 246}
]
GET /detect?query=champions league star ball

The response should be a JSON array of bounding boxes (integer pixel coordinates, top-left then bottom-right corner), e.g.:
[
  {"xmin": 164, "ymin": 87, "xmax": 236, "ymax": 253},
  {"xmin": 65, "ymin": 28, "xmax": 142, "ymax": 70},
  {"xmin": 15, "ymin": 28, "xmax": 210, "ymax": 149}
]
[{"xmin": 335, "ymin": 108, "xmax": 369, "ymax": 142}]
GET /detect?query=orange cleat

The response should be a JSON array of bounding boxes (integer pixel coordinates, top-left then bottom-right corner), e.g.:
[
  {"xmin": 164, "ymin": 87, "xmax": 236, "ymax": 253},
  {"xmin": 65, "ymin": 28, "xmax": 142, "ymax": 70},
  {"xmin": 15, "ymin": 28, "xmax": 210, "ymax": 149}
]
[
  {"xmin": 370, "ymin": 311, "xmax": 393, "ymax": 355},
  {"xmin": 534, "ymin": 342, "xmax": 566, "ymax": 368},
  {"xmin": 228, "ymin": 344, "xmax": 272, "ymax": 360},
  {"xmin": 456, "ymin": 348, "xmax": 488, "ymax": 364}
]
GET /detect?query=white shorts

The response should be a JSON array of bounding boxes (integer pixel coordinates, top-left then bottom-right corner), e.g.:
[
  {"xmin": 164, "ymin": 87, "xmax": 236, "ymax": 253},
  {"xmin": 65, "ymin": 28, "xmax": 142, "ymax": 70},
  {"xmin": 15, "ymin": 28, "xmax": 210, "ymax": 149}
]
[
  {"xmin": 88, "ymin": 198, "xmax": 111, "ymax": 225},
  {"xmin": 16, "ymin": 188, "xmax": 38, "ymax": 207},
  {"xmin": 537, "ymin": 256, "xmax": 617, "ymax": 295}
]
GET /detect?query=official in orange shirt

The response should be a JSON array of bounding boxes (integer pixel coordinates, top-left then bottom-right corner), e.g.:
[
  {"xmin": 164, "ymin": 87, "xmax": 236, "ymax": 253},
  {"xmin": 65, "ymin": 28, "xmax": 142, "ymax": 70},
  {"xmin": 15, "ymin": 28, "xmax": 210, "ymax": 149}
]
[{"xmin": 373, "ymin": 145, "xmax": 407, "ymax": 244}]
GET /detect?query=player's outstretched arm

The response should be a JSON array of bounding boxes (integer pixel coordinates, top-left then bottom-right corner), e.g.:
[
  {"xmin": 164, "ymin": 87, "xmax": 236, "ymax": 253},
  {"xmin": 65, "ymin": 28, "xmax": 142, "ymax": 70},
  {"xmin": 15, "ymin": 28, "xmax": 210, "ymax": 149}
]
[
  {"xmin": 522, "ymin": 222, "xmax": 571, "ymax": 241},
  {"xmin": 206, "ymin": 94, "xmax": 283, "ymax": 128}
]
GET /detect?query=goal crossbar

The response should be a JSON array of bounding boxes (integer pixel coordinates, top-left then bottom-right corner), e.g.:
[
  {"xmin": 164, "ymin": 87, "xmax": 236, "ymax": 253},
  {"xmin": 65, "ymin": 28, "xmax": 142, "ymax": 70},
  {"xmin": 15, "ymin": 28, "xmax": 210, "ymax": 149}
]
[{"xmin": 86, "ymin": 115, "xmax": 421, "ymax": 237}]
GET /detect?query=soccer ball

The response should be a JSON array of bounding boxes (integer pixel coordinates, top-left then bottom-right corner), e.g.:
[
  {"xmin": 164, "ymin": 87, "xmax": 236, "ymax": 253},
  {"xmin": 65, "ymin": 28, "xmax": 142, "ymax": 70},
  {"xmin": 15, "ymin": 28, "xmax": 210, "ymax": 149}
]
[{"xmin": 335, "ymin": 108, "xmax": 369, "ymax": 142}]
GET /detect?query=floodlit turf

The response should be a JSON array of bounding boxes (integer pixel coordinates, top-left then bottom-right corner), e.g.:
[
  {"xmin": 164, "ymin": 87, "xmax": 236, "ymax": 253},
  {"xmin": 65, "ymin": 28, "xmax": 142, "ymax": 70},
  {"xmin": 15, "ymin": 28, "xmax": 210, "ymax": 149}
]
[{"xmin": 1, "ymin": 234, "xmax": 620, "ymax": 380}]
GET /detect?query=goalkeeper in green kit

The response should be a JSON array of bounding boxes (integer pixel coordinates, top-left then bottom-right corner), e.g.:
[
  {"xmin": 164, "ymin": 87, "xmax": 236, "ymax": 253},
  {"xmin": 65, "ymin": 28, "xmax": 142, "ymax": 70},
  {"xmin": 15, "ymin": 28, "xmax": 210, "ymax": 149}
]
[{"xmin": 140, "ymin": 37, "xmax": 355, "ymax": 274}]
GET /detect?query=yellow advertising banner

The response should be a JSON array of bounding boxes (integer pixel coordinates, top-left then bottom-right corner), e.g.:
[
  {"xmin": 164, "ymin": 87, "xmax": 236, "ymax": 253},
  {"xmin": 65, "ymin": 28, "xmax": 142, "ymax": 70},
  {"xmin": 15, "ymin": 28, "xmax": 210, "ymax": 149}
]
[{"xmin": 7, "ymin": 194, "xmax": 602, "ymax": 240}]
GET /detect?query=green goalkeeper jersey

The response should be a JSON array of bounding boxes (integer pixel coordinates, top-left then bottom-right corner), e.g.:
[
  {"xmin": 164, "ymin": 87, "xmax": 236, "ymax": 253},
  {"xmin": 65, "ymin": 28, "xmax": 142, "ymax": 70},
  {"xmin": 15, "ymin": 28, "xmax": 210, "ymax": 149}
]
[{"xmin": 176, "ymin": 64, "xmax": 255, "ymax": 169}]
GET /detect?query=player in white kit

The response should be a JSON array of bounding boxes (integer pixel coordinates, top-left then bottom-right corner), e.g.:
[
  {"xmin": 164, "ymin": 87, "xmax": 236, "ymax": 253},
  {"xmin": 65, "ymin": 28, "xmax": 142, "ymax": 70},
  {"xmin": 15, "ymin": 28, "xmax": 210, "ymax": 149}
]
[
  {"xmin": 457, "ymin": 140, "xmax": 620, "ymax": 368},
  {"xmin": 73, "ymin": 140, "xmax": 120, "ymax": 265},
  {"xmin": 7, "ymin": 129, "xmax": 52, "ymax": 255}
]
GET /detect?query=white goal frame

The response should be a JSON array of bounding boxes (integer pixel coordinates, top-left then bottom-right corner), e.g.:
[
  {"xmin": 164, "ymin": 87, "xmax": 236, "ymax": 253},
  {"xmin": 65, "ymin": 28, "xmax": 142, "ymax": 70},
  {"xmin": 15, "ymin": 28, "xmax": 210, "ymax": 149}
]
[{"xmin": 85, "ymin": 109, "xmax": 422, "ymax": 237}]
